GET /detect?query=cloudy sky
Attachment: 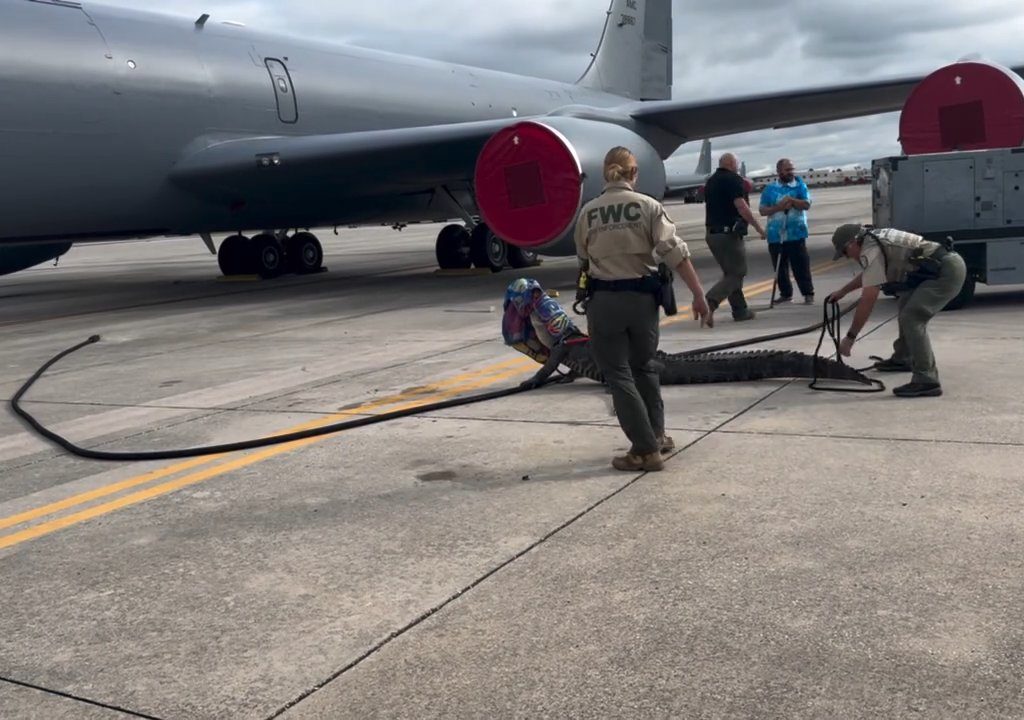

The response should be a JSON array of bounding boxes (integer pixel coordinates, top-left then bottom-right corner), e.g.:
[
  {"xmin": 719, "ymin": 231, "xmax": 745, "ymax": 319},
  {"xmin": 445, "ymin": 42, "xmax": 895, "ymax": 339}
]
[{"xmin": 100, "ymin": 0, "xmax": 1024, "ymax": 176}]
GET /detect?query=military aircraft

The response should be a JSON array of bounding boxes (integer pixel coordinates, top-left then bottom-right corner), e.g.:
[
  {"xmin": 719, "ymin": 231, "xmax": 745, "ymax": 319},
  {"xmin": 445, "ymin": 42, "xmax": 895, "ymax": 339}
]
[
  {"xmin": 2, "ymin": 0, "xmax": 1021, "ymax": 279},
  {"xmin": 663, "ymin": 139, "xmax": 712, "ymax": 202}
]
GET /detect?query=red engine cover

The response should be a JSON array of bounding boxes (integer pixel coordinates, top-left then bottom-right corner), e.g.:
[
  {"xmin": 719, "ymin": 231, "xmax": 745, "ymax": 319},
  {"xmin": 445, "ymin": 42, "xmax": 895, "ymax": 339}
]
[
  {"xmin": 474, "ymin": 122, "xmax": 583, "ymax": 248},
  {"xmin": 899, "ymin": 60, "xmax": 1024, "ymax": 154}
]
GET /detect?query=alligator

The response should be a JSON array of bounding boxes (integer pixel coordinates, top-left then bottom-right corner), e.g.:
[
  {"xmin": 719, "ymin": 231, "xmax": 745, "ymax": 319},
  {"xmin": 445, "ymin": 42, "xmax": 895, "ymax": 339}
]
[
  {"xmin": 516, "ymin": 336, "xmax": 875, "ymax": 387},
  {"xmin": 502, "ymin": 278, "xmax": 874, "ymax": 388}
]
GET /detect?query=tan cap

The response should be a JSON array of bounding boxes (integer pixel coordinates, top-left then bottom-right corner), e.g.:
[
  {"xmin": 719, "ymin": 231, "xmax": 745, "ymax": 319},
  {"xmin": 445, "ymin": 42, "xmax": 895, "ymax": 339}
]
[{"xmin": 832, "ymin": 224, "xmax": 864, "ymax": 260}]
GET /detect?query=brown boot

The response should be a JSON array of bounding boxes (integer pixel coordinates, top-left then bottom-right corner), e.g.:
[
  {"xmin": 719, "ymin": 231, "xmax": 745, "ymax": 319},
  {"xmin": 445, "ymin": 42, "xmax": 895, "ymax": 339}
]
[
  {"xmin": 612, "ymin": 451, "xmax": 665, "ymax": 472},
  {"xmin": 657, "ymin": 434, "xmax": 675, "ymax": 454}
]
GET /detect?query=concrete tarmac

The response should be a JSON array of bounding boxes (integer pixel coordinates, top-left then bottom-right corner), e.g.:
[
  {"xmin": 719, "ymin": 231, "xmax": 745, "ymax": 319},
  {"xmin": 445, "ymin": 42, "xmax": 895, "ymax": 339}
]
[{"xmin": 1, "ymin": 185, "xmax": 1022, "ymax": 719}]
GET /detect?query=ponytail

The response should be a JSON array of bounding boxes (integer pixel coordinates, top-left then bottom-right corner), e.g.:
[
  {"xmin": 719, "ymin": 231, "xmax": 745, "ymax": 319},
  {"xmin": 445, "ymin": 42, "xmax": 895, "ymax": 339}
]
[{"xmin": 603, "ymin": 146, "xmax": 637, "ymax": 183}]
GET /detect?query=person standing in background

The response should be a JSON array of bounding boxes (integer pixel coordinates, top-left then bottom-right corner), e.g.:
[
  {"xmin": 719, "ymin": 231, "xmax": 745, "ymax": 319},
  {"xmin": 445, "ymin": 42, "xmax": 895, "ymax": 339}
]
[
  {"xmin": 759, "ymin": 158, "xmax": 815, "ymax": 304},
  {"xmin": 703, "ymin": 153, "xmax": 765, "ymax": 323}
]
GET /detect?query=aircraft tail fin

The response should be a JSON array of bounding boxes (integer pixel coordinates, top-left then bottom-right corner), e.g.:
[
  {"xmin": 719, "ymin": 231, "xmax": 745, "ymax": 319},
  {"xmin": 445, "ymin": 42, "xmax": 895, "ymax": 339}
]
[
  {"xmin": 576, "ymin": 0, "xmax": 672, "ymax": 101},
  {"xmin": 696, "ymin": 139, "xmax": 712, "ymax": 175}
]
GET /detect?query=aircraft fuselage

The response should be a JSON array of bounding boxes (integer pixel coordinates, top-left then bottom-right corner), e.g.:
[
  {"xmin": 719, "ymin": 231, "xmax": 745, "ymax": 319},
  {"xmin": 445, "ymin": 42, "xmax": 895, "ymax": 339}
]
[{"xmin": 0, "ymin": 1, "xmax": 627, "ymax": 246}]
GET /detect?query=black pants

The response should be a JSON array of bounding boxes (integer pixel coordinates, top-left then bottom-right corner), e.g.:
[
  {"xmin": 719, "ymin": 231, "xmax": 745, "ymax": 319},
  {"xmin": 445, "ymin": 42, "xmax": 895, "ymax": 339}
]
[
  {"xmin": 705, "ymin": 231, "xmax": 749, "ymax": 314},
  {"xmin": 586, "ymin": 290, "xmax": 663, "ymax": 456},
  {"xmin": 768, "ymin": 240, "xmax": 814, "ymax": 299}
]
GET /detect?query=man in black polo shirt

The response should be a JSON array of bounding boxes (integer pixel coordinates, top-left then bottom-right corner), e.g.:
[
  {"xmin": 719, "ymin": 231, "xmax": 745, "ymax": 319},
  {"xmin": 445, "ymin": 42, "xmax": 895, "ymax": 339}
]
[{"xmin": 703, "ymin": 153, "xmax": 766, "ymax": 321}]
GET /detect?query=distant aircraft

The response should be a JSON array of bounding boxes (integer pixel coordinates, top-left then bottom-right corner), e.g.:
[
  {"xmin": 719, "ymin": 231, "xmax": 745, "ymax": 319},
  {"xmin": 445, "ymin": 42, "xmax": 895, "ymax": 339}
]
[
  {"xmin": 2, "ymin": 0, "xmax": 1020, "ymax": 278},
  {"xmin": 663, "ymin": 139, "xmax": 712, "ymax": 202}
]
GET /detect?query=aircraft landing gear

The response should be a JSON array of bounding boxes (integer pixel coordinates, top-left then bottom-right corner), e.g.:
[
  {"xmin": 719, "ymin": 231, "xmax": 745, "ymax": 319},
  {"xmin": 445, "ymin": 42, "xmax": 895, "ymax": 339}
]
[
  {"xmin": 470, "ymin": 223, "xmax": 507, "ymax": 272},
  {"xmin": 435, "ymin": 224, "xmax": 472, "ymax": 269},
  {"xmin": 218, "ymin": 234, "xmax": 251, "ymax": 276},
  {"xmin": 507, "ymin": 245, "xmax": 539, "ymax": 269},
  {"xmin": 433, "ymin": 222, "xmax": 539, "ymax": 272},
  {"xmin": 217, "ymin": 231, "xmax": 324, "ymax": 278},
  {"xmin": 250, "ymin": 232, "xmax": 284, "ymax": 278},
  {"xmin": 285, "ymin": 231, "xmax": 324, "ymax": 274}
]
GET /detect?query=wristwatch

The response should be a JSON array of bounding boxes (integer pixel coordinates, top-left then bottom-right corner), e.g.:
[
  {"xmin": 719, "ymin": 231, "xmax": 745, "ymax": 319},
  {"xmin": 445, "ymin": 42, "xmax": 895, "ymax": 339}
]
[{"xmin": 846, "ymin": 331, "xmax": 857, "ymax": 340}]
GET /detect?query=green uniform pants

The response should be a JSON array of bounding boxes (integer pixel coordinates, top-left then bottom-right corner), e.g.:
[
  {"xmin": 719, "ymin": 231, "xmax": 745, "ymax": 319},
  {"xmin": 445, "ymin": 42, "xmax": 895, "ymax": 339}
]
[
  {"xmin": 586, "ymin": 290, "xmax": 663, "ymax": 456},
  {"xmin": 890, "ymin": 253, "xmax": 967, "ymax": 384},
  {"xmin": 705, "ymin": 231, "xmax": 749, "ymax": 314}
]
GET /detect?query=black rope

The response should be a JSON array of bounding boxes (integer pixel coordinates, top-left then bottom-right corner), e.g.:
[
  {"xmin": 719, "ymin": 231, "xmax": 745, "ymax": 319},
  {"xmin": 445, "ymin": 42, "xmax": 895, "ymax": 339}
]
[
  {"xmin": 9, "ymin": 335, "xmax": 543, "ymax": 462},
  {"xmin": 675, "ymin": 298, "xmax": 857, "ymax": 356},
  {"xmin": 808, "ymin": 301, "xmax": 885, "ymax": 393}
]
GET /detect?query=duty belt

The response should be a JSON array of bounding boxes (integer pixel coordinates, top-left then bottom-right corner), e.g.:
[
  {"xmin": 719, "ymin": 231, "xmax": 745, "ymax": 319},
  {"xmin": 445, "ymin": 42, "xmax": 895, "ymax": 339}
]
[
  {"xmin": 590, "ymin": 276, "xmax": 661, "ymax": 293},
  {"xmin": 706, "ymin": 225, "xmax": 738, "ymax": 234}
]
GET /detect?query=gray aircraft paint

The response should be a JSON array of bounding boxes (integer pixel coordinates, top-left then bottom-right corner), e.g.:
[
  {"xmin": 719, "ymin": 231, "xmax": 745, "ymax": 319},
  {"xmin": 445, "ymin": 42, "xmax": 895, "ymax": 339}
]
[
  {"xmin": 665, "ymin": 138, "xmax": 712, "ymax": 194},
  {"xmin": 0, "ymin": 1, "xmax": 627, "ymax": 244},
  {"xmin": 2, "ymin": 0, "xmax": 1021, "ymax": 275},
  {"xmin": 2, "ymin": 0, "xmax": 673, "ymax": 250}
]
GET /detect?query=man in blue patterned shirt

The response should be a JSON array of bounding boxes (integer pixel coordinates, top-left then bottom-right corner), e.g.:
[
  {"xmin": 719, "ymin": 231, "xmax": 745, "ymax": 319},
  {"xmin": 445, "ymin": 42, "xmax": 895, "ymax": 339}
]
[{"xmin": 759, "ymin": 158, "xmax": 815, "ymax": 304}]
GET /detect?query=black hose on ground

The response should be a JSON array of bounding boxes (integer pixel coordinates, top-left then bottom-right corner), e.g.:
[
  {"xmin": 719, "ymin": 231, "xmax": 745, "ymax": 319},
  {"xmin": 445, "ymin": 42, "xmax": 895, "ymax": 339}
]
[
  {"xmin": 9, "ymin": 335, "xmax": 542, "ymax": 461},
  {"xmin": 10, "ymin": 298, "xmax": 882, "ymax": 462}
]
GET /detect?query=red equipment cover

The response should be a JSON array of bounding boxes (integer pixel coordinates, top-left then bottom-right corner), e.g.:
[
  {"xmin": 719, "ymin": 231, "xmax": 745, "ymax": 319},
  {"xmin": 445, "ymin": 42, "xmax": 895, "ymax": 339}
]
[
  {"xmin": 474, "ymin": 122, "xmax": 583, "ymax": 248},
  {"xmin": 899, "ymin": 60, "xmax": 1024, "ymax": 154}
]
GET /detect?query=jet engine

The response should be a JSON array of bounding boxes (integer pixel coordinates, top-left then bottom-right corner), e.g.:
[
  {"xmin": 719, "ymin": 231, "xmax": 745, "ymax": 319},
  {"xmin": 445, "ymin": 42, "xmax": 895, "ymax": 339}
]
[
  {"xmin": 473, "ymin": 117, "xmax": 666, "ymax": 255},
  {"xmin": 0, "ymin": 242, "xmax": 72, "ymax": 277}
]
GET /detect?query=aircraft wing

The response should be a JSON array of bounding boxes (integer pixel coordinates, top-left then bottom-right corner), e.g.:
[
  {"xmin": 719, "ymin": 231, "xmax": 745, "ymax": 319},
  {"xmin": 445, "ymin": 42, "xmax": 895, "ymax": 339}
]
[
  {"xmin": 171, "ymin": 117, "xmax": 521, "ymax": 201},
  {"xmin": 628, "ymin": 66, "xmax": 1024, "ymax": 140}
]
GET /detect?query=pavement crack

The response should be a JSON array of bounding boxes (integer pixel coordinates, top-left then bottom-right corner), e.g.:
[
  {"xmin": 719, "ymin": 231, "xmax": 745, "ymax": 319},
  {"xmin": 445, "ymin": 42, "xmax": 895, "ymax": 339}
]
[{"xmin": 0, "ymin": 675, "xmax": 166, "ymax": 719}]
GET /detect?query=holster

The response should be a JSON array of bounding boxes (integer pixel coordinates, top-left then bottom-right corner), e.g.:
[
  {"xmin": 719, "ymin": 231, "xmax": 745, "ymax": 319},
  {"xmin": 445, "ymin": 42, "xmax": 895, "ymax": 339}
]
[
  {"xmin": 573, "ymin": 262, "xmax": 591, "ymax": 315},
  {"xmin": 655, "ymin": 262, "xmax": 677, "ymax": 316}
]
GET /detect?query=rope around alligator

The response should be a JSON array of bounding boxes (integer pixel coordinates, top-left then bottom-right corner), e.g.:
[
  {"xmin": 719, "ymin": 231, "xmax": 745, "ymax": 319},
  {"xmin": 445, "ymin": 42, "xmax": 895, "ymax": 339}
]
[{"xmin": 9, "ymin": 280, "xmax": 884, "ymax": 463}]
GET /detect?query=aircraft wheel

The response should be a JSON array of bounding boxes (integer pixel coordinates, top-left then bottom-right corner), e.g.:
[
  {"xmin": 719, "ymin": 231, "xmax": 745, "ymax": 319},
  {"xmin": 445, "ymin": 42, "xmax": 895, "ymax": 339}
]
[
  {"xmin": 507, "ymin": 246, "xmax": 539, "ymax": 269},
  {"xmin": 218, "ymin": 234, "xmax": 250, "ymax": 276},
  {"xmin": 287, "ymin": 232, "xmax": 324, "ymax": 274},
  {"xmin": 470, "ymin": 224, "xmax": 506, "ymax": 272},
  {"xmin": 251, "ymin": 233, "xmax": 284, "ymax": 279},
  {"xmin": 435, "ymin": 224, "xmax": 472, "ymax": 269}
]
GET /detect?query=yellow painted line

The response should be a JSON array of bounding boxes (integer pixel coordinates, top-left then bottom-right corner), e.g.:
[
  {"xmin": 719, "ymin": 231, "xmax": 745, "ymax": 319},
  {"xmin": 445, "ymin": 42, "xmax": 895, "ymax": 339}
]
[
  {"xmin": 0, "ymin": 454, "xmax": 222, "ymax": 532},
  {"xmin": 0, "ymin": 365, "xmax": 532, "ymax": 551},
  {"xmin": 0, "ymin": 356, "xmax": 533, "ymax": 534}
]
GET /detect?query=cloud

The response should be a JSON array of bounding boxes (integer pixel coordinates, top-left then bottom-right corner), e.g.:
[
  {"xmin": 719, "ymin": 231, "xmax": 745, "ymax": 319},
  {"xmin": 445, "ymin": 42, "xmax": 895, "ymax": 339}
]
[{"xmin": 95, "ymin": 0, "xmax": 1024, "ymax": 171}]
